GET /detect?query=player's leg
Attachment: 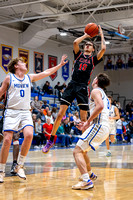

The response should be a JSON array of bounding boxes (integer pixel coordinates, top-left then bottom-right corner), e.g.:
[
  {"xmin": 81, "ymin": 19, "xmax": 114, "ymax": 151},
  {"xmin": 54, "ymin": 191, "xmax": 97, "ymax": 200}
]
[
  {"xmin": 80, "ymin": 109, "xmax": 97, "ymax": 180},
  {"xmin": 72, "ymin": 143, "xmax": 93, "ymax": 190},
  {"xmin": 42, "ymin": 105, "xmax": 68, "ymax": 153},
  {"xmin": 15, "ymin": 126, "xmax": 33, "ymax": 180},
  {"xmin": 0, "ymin": 131, "xmax": 13, "ymax": 183},
  {"xmin": 110, "ymin": 134, "xmax": 115, "ymax": 143},
  {"xmin": 105, "ymin": 136, "xmax": 111, "ymax": 157},
  {"xmin": 11, "ymin": 132, "xmax": 20, "ymax": 175}
]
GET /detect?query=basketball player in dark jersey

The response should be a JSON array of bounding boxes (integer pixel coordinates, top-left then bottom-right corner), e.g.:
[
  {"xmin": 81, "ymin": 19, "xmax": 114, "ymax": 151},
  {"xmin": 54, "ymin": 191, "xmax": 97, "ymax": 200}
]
[{"xmin": 43, "ymin": 25, "xmax": 106, "ymax": 154}]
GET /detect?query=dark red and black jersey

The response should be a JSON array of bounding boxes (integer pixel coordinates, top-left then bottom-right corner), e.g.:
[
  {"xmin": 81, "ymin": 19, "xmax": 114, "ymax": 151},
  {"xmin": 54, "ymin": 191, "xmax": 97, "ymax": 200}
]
[{"xmin": 72, "ymin": 50, "xmax": 103, "ymax": 85}]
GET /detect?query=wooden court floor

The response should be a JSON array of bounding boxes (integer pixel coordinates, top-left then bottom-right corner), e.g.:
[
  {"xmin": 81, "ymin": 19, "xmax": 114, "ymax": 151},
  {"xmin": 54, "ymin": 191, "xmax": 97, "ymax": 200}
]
[{"xmin": 0, "ymin": 144, "xmax": 133, "ymax": 200}]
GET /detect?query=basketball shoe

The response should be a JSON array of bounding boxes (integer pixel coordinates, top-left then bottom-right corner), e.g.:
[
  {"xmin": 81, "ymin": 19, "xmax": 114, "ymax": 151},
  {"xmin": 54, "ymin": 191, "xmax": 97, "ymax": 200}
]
[
  {"xmin": 72, "ymin": 179, "xmax": 94, "ymax": 190},
  {"xmin": 0, "ymin": 172, "xmax": 5, "ymax": 183},
  {"xmin": 42, "ymin": 140, "xmax": 54, "ymax": 153},
  {"xmin": 106, "ymin": 151, "xmax": 111, "ymax": 157},
  {"xmin": 10, "ymin": 162, "xmax": 18, "ymax": 175},
  {"xmin": 79, "ymin": 172, "xmax": 97, "ymax": 181},
  {"xmin": 15, "ymin": 165, "xmax": 26, "ymax": 180}
]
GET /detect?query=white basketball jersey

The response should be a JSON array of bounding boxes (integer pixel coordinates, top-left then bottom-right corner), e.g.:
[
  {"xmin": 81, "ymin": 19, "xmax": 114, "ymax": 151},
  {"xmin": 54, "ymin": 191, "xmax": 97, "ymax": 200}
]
[
  {"xmin": 109, "ymin": 105, "xmax": 116, "ymax": 125},
  {"xmin": 6, "ymin": 74, "xmax": 31, "ymax": 110},
  {"xmin": 89, "ymin": 88, "xmax": 110, "ymax": 126}
]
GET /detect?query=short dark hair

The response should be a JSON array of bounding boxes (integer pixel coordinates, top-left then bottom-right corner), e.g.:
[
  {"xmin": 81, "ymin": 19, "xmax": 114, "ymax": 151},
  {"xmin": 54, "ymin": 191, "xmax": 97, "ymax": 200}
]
[
  {"xmin": 108, "ymin": 95, "xmax": 113, "ymax": 103},
  {"xmin": 8, "ymin": 57, "xmax": 24, "ymax": 74},
  {"xmin": 97, "ymin": 73, "xmax": 110, "ymax": 89}
]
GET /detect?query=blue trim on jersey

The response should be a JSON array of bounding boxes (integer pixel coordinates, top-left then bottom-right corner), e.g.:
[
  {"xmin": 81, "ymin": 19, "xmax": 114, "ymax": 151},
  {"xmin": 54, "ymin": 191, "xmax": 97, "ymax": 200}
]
[
  {"xmin": 3, "ymin": 129, "xmax": 18, "ymax": 133},
  {"xmin": 18, "ymin": 124, "xmax": 34, "ymax": 132},
  {"xmin": 98, "ymin": 113, "xmax": 101, "ymax": 124},
  {"xmin": 89, "ymin": 124, "xmax": 102, "ymax": 151},
  {"xmin": 9, "ymin": 74, "xmax": 12, "ymax": 89},
  {"xmin": 27, "ymin": 74, "xmax": 31, "ymax": 83},
  {"xmin": 13, "ymin": 74, "xmax": 25, "ymax": 82},
  {"xmin": 79, "ymin": 124, "xmax": 96, "ymax": 141}
]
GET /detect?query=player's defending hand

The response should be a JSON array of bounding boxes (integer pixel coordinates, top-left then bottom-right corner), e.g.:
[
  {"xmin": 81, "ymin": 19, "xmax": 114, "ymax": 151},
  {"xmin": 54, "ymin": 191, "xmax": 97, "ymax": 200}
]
[{"xmin": 60, "ymin": 54, "xmax": 68, "ymax": 66}]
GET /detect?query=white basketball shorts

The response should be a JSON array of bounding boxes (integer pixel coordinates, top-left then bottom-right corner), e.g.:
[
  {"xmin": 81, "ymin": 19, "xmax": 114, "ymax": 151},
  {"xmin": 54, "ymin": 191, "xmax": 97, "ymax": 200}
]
[
  {"xmin": 3, "ymin": 109, "xmax": 33, "ymax": 132},
  {"xmin": 109, "ymin": 124, "xmax": 116, "ymax": 135},
  {"xmin": 77, "ymin": 123, "xmax": 109, "ymax": 152}
]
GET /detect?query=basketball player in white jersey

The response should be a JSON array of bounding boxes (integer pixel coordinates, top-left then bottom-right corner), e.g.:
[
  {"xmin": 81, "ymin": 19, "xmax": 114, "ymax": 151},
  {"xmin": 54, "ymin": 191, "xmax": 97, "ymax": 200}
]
[
  {"xmin": 0, "ymin": 55, "xmax": 68, "ymax": 183},
  {"xmin": 105, "ymin": 96, "xmax": 120, "ymax": 157},
  {"xmin": 72, "ymin": 73, "xmax": 110, "ymax": 190}
]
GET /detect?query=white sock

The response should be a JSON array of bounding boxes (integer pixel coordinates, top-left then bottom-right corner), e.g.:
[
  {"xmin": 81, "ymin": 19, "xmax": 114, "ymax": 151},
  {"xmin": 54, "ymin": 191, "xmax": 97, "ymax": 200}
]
[
  {"xmin": 81, "ymin": 173, "xmax": 90, "ymax": 181},
  {"xmin": 18, "ymin": 155, "xmax": 26, "ymax": 166},
  {"xmin": 0, "ymin": 163, "xmax": 6, "ymax": 172},
  {"xmin": 107, "ymin": 150, "xmax": 111, "ymax": 153},
  {"xmin": 88, "ymin": 170, "xmax": 93, "ymax": 176}
]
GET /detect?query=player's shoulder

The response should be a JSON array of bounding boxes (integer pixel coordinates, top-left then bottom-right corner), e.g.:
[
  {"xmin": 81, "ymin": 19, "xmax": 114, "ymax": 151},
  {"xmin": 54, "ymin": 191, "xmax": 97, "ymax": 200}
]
[
  {"xmin": 4, "ymin": 74, "xmax": 10, "ymax": 83},
  {"xmin": 91, "ymin": 88, "xmax": 102, "ymax": 97}
]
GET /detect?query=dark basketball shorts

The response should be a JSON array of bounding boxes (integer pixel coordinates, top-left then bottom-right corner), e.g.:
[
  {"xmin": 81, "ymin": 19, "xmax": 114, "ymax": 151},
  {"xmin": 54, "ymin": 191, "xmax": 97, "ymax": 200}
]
[{"xmin": 60, "ymin": 80, "xmax": 89, "ymax": 111}]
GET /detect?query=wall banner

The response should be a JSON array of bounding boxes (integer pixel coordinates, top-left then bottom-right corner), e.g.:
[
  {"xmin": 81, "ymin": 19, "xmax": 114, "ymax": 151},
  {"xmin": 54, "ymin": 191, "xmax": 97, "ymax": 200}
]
[
  {"xmin": 1, "ymin": 44, "xmax": 13, "ymax": 74},
  {"xmin": 62, "ymin": 60, "xmax": 69, "ymax": 81},
  {"xmin": 48, "ymin": 55, "xmax": 57, "ymax": 81},
  {"xmin": 34, "ymin": 52, "xmax": 44, "ymax": 73}
]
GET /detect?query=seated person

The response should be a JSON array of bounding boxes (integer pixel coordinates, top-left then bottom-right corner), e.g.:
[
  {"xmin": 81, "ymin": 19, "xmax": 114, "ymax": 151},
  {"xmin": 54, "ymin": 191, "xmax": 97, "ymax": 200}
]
[
  {"xmin": 37, "ymin": 108, "xmax": 46, "ymax": 123},
  {"xmin": 56, "ymin": 123, "xmax": 71, "ymax": 147},
  {"xmin": 35, "ymin": 118, "xmax": 46, "ymax": 145},
  {"xmin": 42, "ymin": 100, "xmax": 50, "ymax": 109},
  {"xmin": 45, "ymin": 110, "xmax": 54, "ymax": 124},
  {"xmin": 43, "ymin": 118, "xmax": 57, "ymax": 144},
  {"xmin": 63, "ymin": 118, "xmax": 75, "ymax": 145},
  {"xmin": 31, "ymin": 96, "xmax": 43, "ymax": 114}
]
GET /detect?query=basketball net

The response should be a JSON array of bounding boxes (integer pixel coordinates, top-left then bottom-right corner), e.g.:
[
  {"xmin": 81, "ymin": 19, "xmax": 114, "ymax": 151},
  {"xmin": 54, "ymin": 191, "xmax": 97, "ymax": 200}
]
[{"xmin": 118, "ymin": 24, "xmax": 125, "ymax": 35}]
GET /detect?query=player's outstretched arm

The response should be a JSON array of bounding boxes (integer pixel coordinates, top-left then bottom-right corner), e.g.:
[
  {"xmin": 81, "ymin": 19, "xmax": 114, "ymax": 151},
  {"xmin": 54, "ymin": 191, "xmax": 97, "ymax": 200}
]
[
  {"xmin": 0, "ymin": 76, "xmax": 10, "ymax": 98},
  {"xmin": 97, "ymin": 25, "xmax": 106, "ymax": 60},
  {"xmin": 29, "ymin": 55, "xmax": 68, "ymax": 82},
  {"xmin": 73, "ymin": 33, "xmax": 91, "ymax": 54}
]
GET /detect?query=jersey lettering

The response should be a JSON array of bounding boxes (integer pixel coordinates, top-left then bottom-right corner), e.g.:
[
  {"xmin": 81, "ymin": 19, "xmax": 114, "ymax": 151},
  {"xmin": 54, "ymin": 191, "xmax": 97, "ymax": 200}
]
[
  {"xmin": 79, "ymin": 63, "xmax": 87, "ymax": 71},
  {"xmin": 20, "ymin": 89, "xmax": 25, "ymax": 97}
]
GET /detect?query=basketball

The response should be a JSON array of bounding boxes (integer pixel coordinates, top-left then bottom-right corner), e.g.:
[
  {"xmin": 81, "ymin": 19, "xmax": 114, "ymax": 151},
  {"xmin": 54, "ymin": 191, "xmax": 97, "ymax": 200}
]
[{"xmin": 85, "ymin": 23, "xmax": 99, "ymax": 37}]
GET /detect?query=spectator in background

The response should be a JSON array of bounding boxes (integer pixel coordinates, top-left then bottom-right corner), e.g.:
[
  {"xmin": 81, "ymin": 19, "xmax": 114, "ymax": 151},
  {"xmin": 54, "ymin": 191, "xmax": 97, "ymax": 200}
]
[
  {"xmin": 32, "ymin": 114, "xmax": 37, "ymax": 130},
  {"xmin": 43, "ymin": 118, "xmax": 57, "ymax": 144},
  {"xmin": 126, "ymin": 124, "xmax": 131, "ymax": 143},
  {"xmin": 54, "ymin": 81, "xmax": 60, "ymax": 96},
  {"xmin": 58, "ymin": 88, "xmax": 64, "ymax": 101},
  {"xmin": 47, "ymin": 82, "xmax": 53, "ymax": 95},
  {"xmin": 116, "ymin": 55, "xmax": 123, "ymax": 69},
  {"xmin": 73, "ymin": 111, "xmax": 82, "ymax": 135},
  {"xmin": 42, "ymin": 81, "xmax": 49, "ymax": 94},
  {"xmin": 35, "ymin": 118, "xmax": 46, "ymax": 146},
  {"xmin": 51, "ymin": 107, "xmax": 58, "ymax": 121},
  {"xmin": 60, "ymin": 82, "xmax": 67, "ymax": 90},
  {"xmin": 126, "ymin": 102, "xmax": 132, "ymax": 116},
  {"xmin": 31, "ymin": 96, "xmax": 42, "ymax": 114},
  {"xmin": 45, "ymin": 110, "xmax": 54, "ymax": 124},
  {"xmin": 32, "ymin": 116, "xmax": 41, "ymax": 147},
  {"xmin": 42, "ymin": 100, "xmax": 50, "ymax": 109},
  {"xmin": 43, "ymin": 106, "xmax": 49, "ymax": 116},
  {"xmin": 36, "ymin": 108, "xmax": 46, "ymax": 123},
  {"xmin": 63, "ymin": 118, "xmax": 74, "ymax": 146},
  {"xmin": 56, "ymin": 123, "xmax": 70, "ymax": 147},
  {"xmin": 129, "ymin": 121, "xmax": 133, "ymax": 138}
]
